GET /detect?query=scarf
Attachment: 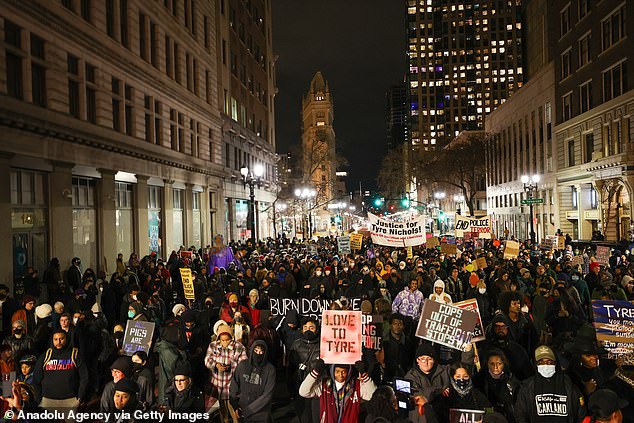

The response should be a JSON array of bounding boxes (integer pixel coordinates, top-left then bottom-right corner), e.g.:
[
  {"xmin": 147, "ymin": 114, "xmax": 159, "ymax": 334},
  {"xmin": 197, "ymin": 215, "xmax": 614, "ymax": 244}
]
[{"xmin": 450, "ymin": 378, "xmax": 473, "ymax": 397}]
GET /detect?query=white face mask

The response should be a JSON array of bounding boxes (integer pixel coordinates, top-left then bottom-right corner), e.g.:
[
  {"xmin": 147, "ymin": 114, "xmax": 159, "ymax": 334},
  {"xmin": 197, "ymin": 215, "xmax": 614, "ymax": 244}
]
[
  {"xmin": 132, "ymin": 294, "xmax": 137, "ymax": 301},
  {"xmin": 343, "ymin": 267, "xmax": 349, "ymax": 272},
  {"xmin": 478, "ymin": 288, "xmax": 487, "ymax": 295},
  {"xmin": 73, "ymin": 317, "xmax": 79, "ymax": 325},
  {"xmin": 537, "ymin": 364, "xmax": 556, "ymax": 378},
  {"xmin": 325, "ymin": 271, "xmax": 331, "ymax": 276},
  {"xmin": 399, "ymin": 265, "xmax": 405, "ymax": 270},
  {"xmin": 315, "ymin": 271, "xmax": 322, "ymax": 277}
]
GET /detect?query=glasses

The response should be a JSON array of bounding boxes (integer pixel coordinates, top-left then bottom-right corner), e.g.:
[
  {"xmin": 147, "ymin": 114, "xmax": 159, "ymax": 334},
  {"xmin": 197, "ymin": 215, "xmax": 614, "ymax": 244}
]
[{"xmin": 417, "ymin": 357, "xmax": 434, "ymax": 363}]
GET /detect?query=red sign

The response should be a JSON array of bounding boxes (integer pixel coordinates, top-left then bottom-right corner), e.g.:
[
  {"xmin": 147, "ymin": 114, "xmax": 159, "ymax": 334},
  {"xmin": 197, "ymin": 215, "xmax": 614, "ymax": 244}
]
[{"xmin": 320, "ymin": 310, "xmax": 362, "ymax": 364}]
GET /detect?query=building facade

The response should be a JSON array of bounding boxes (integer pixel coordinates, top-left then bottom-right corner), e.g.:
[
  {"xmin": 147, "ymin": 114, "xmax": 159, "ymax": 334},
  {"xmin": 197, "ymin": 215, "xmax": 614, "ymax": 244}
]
[
  {"xmin": 553, "ymin": 0, "xmax": 634, "ymax": 241},
  {"xmin": 0, "ymin": 0, "xmax": 277, "ymax": 286}
]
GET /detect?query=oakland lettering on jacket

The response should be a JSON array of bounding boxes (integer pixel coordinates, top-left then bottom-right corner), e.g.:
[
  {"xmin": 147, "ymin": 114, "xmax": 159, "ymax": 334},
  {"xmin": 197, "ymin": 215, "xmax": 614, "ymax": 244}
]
[
  {"xmin": 44, "ymin": 358, "xmax": 75, "ymax": 371},
  {"xmin": 535, "ymin": 394, "xmax": 568, "ymax": 416}
]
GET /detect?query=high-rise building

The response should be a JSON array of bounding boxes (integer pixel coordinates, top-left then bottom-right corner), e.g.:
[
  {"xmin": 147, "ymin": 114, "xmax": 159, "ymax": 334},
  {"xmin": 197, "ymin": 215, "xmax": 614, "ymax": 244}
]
[
  {"xmin": 386, "ymin": 81, "xmax": 409, "ymax": 150},
  {"xmin": 0, "ymin": 0, "xmax": 277, "ymax": 286},
  {"xmin": 407, "ymin": 0, "xmax": 524, "ymax": 152},
  {"xmin": 301, "ymin": 72, "xmax": 336, "ymax": 205}
]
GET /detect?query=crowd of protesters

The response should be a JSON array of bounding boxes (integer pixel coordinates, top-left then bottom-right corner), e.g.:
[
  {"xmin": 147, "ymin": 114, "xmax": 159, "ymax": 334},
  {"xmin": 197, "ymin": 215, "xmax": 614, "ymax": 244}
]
[{"xmin": 0, "ymin": 232, "xmax": 633, "ymax": 423}]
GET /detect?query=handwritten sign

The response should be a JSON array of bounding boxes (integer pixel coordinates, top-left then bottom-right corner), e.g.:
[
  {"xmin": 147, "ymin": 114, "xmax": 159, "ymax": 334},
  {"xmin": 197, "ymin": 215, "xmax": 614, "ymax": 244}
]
[
  {"xmin": 337, "ymin": 236, "xmax": 351, "ymax": 255},
  {"xmin": 350, "ymin": 233, "xmax": 363, "ymax": 251},
  {"xmin": 415, "ymin": 301, "xmax": 478, "ymax": 351},
  {"xmin": 449, "ymin": 409, "xmax": 485, "ymax": 423},
  {"xmin": 440, "ymin": 243, "xmax": 458, "ymax": 255},
  {"xmin": 503, "ymin": 240, "xmax": 520, "ymax": 259},
  {"xmin": 476, "ymin": 257, "xmax": 487, "ymax": 270},
  {"xmin": 368, "ymin": 213, "xmax": 427, "ymax": 247},
  {"xmin": 570, "ymin": 255, "xmax": 584, "ymax": 268},
  {"xmin": 320, "ymin": 310, "xmax": 362, "ymax": 364},
  {"xmin": 592, "ymin": 300, "xmax": 634, "ymax": 357},
  {"xmin": 270, "ymin": 297, "xmax": 362, "ymax": 321},
  {"xmin": 122, "ymin": 320, "xmax": 155, "ymax": 356},
  {"xmin": 453, "ymin": 299, "xmax": 485, "ymax": 343},
  {"xmin": 427, "ymin": 237, "xmax": 440, "ymax": 249},
  {"xmin": 596, "ymin": 246, "xmax": 611, "ymax": 266},
  {"xmin": 407, "ymin": 246, "xmax": 413, "ymax": 259},
  {"xmin": 361, "ymin": 314, "xmax": 383, "ymax": 350},
  {"xmin": 454, "ymin": 215, "xmax": 492, "ymax": 239},
  {"xmin": 180, "ymin": 268, "xmax": 195, "ymax": 300}
]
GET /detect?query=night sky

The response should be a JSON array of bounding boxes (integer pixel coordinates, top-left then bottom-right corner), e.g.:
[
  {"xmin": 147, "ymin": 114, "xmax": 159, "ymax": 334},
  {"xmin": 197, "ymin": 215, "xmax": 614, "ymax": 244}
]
[{"xmin": 272, "ymin": 0, "xmax": 406, "ymax": 192}]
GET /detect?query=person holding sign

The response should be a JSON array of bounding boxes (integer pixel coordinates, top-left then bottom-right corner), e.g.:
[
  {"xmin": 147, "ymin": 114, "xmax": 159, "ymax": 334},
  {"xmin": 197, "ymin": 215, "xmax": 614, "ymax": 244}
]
[
  {"xmin": 299, "ymin": 358, "xmax": 376, "ymax": 423},
  {"xmin": 432, "ymin": 366, "xmax": 491, "ymax": 422},
  {"xmin": 429, "ymin": 280, "xmax": 453, "ymax": 304}
]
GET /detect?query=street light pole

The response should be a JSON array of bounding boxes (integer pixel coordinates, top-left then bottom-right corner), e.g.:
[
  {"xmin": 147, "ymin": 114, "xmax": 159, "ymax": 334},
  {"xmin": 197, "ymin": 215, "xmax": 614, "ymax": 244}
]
[
  {"xmin": 521, "ymin": 174, "xmax": 540, "ymax": 245},
  {"xmin": 241, "ymin": 164, "xmax": 263, "ymax": 246}
]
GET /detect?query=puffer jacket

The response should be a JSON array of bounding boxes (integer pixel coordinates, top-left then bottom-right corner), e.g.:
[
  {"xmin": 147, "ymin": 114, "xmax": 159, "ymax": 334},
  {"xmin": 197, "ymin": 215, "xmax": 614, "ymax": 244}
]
[
  {"xmin": 404, "ymin": 364, "xmax": 451, "ymax": 402},
  {"xmin": 288, "ymin": 333, "xmax": 320, "ymax": 391}
]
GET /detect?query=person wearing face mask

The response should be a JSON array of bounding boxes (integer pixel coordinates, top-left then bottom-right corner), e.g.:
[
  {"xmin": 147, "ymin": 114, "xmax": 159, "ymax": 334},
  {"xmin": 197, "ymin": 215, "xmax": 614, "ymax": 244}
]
[
  {"xmin": 3, "ymin": 320, "xmax": 33, "ymax": 362},
  {"xmin": 434, "ymin": 366, "xmax": 491, "ymax": 421},
  {"xmin": 515, "ymin": 345, "xmax": 585, "ymax": 423},
  {"xmin": 289, "ymin": 317, "xmax": 321, "ymax": 423},
  {"xmin": 473, "ymin": 349, "xmax": 520, "ymax": 422},
  {"xmin": 229, "ymin": 341, "xmax": 276, "ymax": 422},
  {"xmin": 119, "ymin": 284, "xmax": 141, "ymax": 323},
  {"xmin": 219, "ymin": 292, "xmax": 251, "ymax": 325},
  {"xmin": 480, "ymin": 314, "xmax": 534, "ymax": 380},
  {"xmin": 570, "ymin": 270, "xmax": 592, "ymax": 317},
  {"xmin": 304, "ymin": 266, "xmax": 326, "ymax": 299},
  {"xmin": 375, "ymin": 281, "xmax": 392, "ymax": 303},
  {"xmin": 277, "ymin": 264, "xmax": 297, "ymax": 298}
]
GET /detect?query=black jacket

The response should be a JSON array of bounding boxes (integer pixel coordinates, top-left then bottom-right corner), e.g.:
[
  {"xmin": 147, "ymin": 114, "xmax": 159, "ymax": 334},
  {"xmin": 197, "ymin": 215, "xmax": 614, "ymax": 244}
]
[
  {"xmin": 515, "ymin": 371, "xmax": 585, "ymax": 423},
  {"xmin": 32, "ymin": 342, "xmax": 89, "ymax": 401},
  {"xmin": 288, "ymin": 333, "xmax": 320, "ymax": 391}
]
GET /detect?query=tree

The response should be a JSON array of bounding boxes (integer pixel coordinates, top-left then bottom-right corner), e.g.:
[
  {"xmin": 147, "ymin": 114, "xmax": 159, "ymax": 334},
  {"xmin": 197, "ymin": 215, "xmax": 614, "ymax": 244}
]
[{"xmin": 413, "ymin": 132, "xmax": 488, "ymax": 216}]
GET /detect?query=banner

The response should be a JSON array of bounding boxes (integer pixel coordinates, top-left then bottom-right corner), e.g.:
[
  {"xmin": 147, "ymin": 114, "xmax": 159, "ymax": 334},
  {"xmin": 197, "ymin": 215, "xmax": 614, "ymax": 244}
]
[
  {"xmin": 180, "ymin": 268, "xmax": 195, "ymax": 300},
  {"xmin": 122, "ymin": 320, "xmax": 155, "ymax": 356},
  {"xmin": 362, "ymin": 314, "xmax": 383, "ymax": 350},
  {"xmin": 320, "ymin": 310, "xmax": 362, "ymax": 364},
  {"xmin": 503, "ymin": 240, "xmax": 520, "ymax": 259},
  {"xmin": 415, "ymin": 301, "xmax": 479, "ymax": 351},
  {"xmin": 270, "ymin": 297, "xmax": 362, "ymax": 321},
  {"xmin": 337, "ymin": 236, "xmax": 351, "ymax": 255},
  {"xmin": 592, "ymin": 300, "xmax": 634, "ymax": 357},
  {"xmin": 449, "ymin": 409, "xmax": 485, "ymax": 423},
  {"xmin": 453, "ymin": 299, "xmax": 485, "ymax": 342},
  {"xmin": 368, "ymin": 213, "xmax": 426, "ymax": 247},
  {"xmin": 454, "ymin": 215, "xmax": 492, "ymax": 239},
  {"xmin": 350, "ymin": 233, "xmax": 364, "ymax": 251},
  {"xmin": 596, "ymin": 246, "xmax": 611, "ymax": 266}
]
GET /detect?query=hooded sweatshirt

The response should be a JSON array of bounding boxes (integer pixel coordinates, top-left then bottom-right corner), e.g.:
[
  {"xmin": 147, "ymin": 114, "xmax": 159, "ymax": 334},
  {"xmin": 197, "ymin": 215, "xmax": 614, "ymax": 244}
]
[
  {"xmin": 429, "ymin": 280, "xmax": 453, "ymax": 304},
  {"xmin": 230, "ymin": 340, "xmax": 276, "ymax": 421},
  {"xmin": 32, "ymin": 339, "xmax": 88, "ymax": 401}
]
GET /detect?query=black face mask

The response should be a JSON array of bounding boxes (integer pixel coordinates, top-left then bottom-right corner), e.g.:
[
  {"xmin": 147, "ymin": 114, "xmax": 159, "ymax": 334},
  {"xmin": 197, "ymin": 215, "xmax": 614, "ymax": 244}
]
[
  {"xmin": 0, "ymin": 293, "xmax": 7, "ymax": 300},
  {"xmin": 303, "ymin": 330, "xmax": 318, "ymax": 341},
  {"xmin": 253, "ymin": 352, "xmax": 266, "ymax": 365},
  {"xmin": 114, "ymin": 331, "xmax": 124, "ymax": 339},
  {"xmin": 132, "ymin": 362, "xmax": 144, "ymax": 372}
]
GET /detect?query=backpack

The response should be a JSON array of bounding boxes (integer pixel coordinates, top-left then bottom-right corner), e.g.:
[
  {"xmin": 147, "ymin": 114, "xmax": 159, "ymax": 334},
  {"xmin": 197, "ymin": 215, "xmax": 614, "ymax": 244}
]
[{"xmin": 43, "ymin": 347, "xmax": 78, "ymax": 368}]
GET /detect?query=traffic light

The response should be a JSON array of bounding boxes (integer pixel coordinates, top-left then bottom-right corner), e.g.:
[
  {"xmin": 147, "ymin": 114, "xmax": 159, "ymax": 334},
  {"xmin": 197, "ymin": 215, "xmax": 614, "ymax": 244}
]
[
  {"xmin": 373, "ymin": 197, "xmax": 384, "ymax": 207},
  {"xmin": 401, "ymin": 197, "xmax": 410, "ymax": 208},
  {"xmin": 389, "ymin": 204, "xmax": 395, "ymax": 211},
  {"xmin": 334, "ymin": 215, "xmax": 342, "ymax": 223},
  {"xmin": 438, "ymin": 210, "xmax": 446, "ymax": 222}
]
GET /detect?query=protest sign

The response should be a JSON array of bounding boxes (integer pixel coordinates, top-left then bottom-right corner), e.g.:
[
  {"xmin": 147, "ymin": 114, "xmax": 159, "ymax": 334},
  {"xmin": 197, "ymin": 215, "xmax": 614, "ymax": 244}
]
[
  {"xmin": 449, "ymin": 409, "xmax": 485, "ymax": 423},
  {"xmin": 180, "ymin": 268, "xmax": 195, "ymax": 300},
  {"xmin": 350, "ymin": 233, "xmax": 363, "ymax": 251},
  {"xmin": 308, "ymin": 244, "xmax": 318, "ymax": 255},
  {"xmin": 476, "ymin": 257, "xmax": 488, "ymax": 270},
  {"xmin": 557, "ymin": 236, "xmax": 565, "ymax": 250},
  {"xmin": 453, "ymin": 299, "xmax": 485, "ymax": 342},
  {"xmin": 454, "ymin": 215, "xmax": 492, "ymax": 239},
  {"xmin": 337, "ymin": 236, "xmax": 351, "ymax": 255},
  {"xmin": 1, "ymin": 371, "xmax": 15, "ymax": 398},
  {"xmin": 592, "ymin": 300, "xmax": 634, "ymax": 357},
  {"xmin": 415, "ymin": 301, "xmax": 479, "ymax": 351},
  {"xmin": 368, "ymin": 213, "xmax": 426, "ymax": 247},
  {"xmin": 427, "ymin": 237, "xmax": 440, "ymax": 249},
  {"xmin": 440, "ymin": 243, "xmax": 457, "ymax": 255},
  {"xmin": 407, "ymin": 246, "xmax": 413, "ymax": 259},
  {"xmin": 180, "ymin": 250, "xmax": 192, "ymax": 259},
  {"xmin": 596, "ymin": 246, "xmax": 611, "ymax": 266},
  {"xmin": 362, "ymin": 314, "xmax": 383, "ymax": 350},
  {"xmin": 503, "ymin": 240, "xmax": 520, "ymax": 259},
  {"xmin": 320, "ymin": 310, "xmax": 362, "ymax": 364},
  {"xmin": 540, "ymin": 237, "xmax": 555, "ymax": 250},
  {"xmin": 270, "ymin": 297, "xmax": 362, "ymax": 321},
  {"xmin": 122, "ymin": 320, "xmax": 155, "ymax": 356},
  {"xmin": 570, "ymin": 255, "xmax": 584, "ymax": 268}
]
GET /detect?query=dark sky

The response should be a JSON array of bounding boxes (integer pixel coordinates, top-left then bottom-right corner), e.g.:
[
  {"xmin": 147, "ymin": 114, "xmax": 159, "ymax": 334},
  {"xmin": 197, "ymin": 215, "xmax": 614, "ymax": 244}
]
[{"xmin": 272, "ymin": 0, "xmax": 406, "ymax": 192}]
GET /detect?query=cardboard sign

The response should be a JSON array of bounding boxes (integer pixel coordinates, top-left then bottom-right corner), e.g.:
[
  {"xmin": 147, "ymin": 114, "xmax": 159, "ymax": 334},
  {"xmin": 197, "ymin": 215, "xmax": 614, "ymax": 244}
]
[
  {"xmin": 570, "ymin": 255, "xmax": 584, "ymax": 268},
  {"xmin": 596, "ymin": 246, "xmax": 611, "ymax": 266},
  {"xmin": 308, "ymin": 245, "xmax": 318, "ymax": 255},
  {"xmin": 270, "ymin": 297, "xmax": 362, "ymax": 321},
  {"xmin": 440, "ymin": 243, "xmax": 457, "ymax": 255},
  {"xmin": 320, "ymin": 310, "xmax": 362, "ymax": 364},
  {"xmin": 406, "ymin": 246, "xmax": 413, "ymax": 259},
  {"xmin": 180, "ymin": 251, "xmax": 193, "ymax": 259},
  {"xmin": 540, "ymin": 237, "xmax": 555, "ymax": 250},
  {"xmin": 557, "ymin": 236, "xmax": 565, "ymax": 250},
  {"xmin": 122, "ymin": 320, "xmax": 155, "ymax": 356},
  {"xmin": 415, "ymin": 301, "xmax": 479, "ymax": 351},
  {"xmin": 337, "ymin": 236, "xmax": 351, "ymax": 255},
  {"xmin": 453, "ymin": 299, "xmax": 485, "ymax": 342},
  {"xmin": 503, "ymin": 240, "xmax": 520, "ymax": 259},
  {"xmin": 180, "ymin": 268, "xmax": 195, "ymax": 300},
  {"xmin": 476, "ymin": 257, "xmax": 488, "ymax": 270},
  {"xmin": 449, "ymin": 409, "xmax": 485, "ymax": 423},
  {"xmin": 368, "ymin": 213, "xmax": 427, "ymax": 247},
  {"xmin": 427, "ymin": 237, "xmax": 440, "ymax": 249},
  {"xmin": 592, "ymin": 300, "xmax": 634, "ymax": 357},
  {"xmin": 454, "ymin": 215, "xmax": 492, "ymax": 238},
  {"xmin": 361, "ymin": 314, "xmax": 383, "ymax": 350},
  {"xmin": 350, "ymin": 233, "xmax": 364, "ymax": 251}
]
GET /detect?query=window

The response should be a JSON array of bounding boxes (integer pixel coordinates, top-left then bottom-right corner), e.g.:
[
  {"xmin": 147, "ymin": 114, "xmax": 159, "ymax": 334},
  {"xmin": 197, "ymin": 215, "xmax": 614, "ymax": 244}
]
[
  {"xmin": 186, "ymin": 53, "xmax": 192, "ymax": 91},
  {"xmin": 590, "ymin": 185, "xmax": 598, "ymax": 209},
  {"xmin": 6, "ymin": 52, "xmax": 23, "ymax": 100},
  {"xmin": 231, "ymin": 97, "xmax": 238, "ymax": 121},
  {"xmin": 154, "ymin": 100, "xmax": 162, "ymax": 145},
  {"xmin": 112, "ymin": 77, "xmax": 122, "ymax": 131},
  {"xmin": 602, "ymin": 60, "xmax": 627, "ymax": 102},
  {"xmin": 139, "ymin": 12, "xmax": 148, "ymax": 61},
  {"xmin": 86, "ymin": 63, "xmax": 97, "ymax": 123},
  {"xmin": 584, "ymin": 132, "xmax": 594, "ymax": 163},
  {"xmin": 562, "ymin": 92, "xmax": 573, "ymax": 120},
  {"xmin": 560, "ymin": 5, "xmax": 571, "ymax": 37},
  {"xmin": 578, "ymin": 0, "xmax": 588, "ymax": 20},
  {"xmin": 68, "ymin": 54, "xmax": 80, "ymax": 118},
  {"xmin": 579, "ymin": 33, "xmax": 590, "ymax": 67},
  {"xmin": 602, "ymin": 4, "xmax": 626, "ymax": 51},
  {"xmin": 150, "ymin": 23, "xmax": 158, "ymax": 67},
  {"xmin": 120, "ymin": 0, "xmax": 128, "ymax": 48},
  {"xmin": 80, "ymin": 0, "xmax": 91, "ymax": 21},
  {"xmin": 170, "ymin": 108, "xmax": 178, "ymax": 150},
  {"xmin": 106, "ymin": 0, "xmax": 115, "ymax": 38},
  {"xmin": 225, "ymin": 143, "xmax": 231, "ymax": 168},
  {"xmin": 204, "ymin": 16, "xmax": 209, "ymax": 48},
  {"xmin": 30, "ymin": 34, "xmax": 47, "ymax": 107},
  {"xmin": 545, "ymin": 102, "xmax": 552, "ymax": 140},
  {"xmin": 124, "ymin": 84, "xmax": 133, "ymax": 136},
  {"xmin": 579, "ymin": 80, "xmax": 592, "ymax": 113},
  {"xmin": 571, "ymin": 186, "xmax": 578, "ymax": 208},
  {"xmin": 561, "ymin": 49, "xmax": 571, "ymax": 79},
  {"xmin": 174, "ymin": 43, "xmax": 181, "ymax": 83}
]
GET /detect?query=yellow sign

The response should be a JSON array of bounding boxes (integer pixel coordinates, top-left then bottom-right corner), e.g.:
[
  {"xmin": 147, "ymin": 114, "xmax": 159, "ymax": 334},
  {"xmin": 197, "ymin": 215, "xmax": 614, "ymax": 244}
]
[
  {"xmin": 180, "ymin": 268, "xmax": 195, "ymax": 300},
  {"xmin": 407, "ymin": 246, "xmax": 413, "ymax": 259},
  {"xmin": 350, "ymin": 233, "xmax": 364, "ymax": 251}
]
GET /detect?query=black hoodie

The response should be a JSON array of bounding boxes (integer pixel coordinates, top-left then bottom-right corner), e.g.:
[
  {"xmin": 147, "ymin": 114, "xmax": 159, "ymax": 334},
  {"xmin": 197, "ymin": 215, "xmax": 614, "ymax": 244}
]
[
  {"xmin": 32, "ymin": 339, "xmax": 89, "ymax": 401},
  {"xmin": 229, "ymin": 340, "xmax": 276, "ymax": 421}
]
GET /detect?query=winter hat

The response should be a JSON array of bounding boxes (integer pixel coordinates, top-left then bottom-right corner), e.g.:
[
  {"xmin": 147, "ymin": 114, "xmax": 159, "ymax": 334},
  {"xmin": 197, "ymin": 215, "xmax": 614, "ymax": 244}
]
[
  {"xmin": 285, "ymin": 309, "xmax": 299, "ymax": 325},
  {"xmin": 433, "ymin": 280, "xmax": 445, "ymax": 291},
  {"xmin": 215, "ymin": 323, "xmax": 234, "ymax": 339},
  {"xmin": 172, "ymin": 304, "xmax": 186, "ymax": 316},
  {"xmin": 12, "ymin": 320, "xmax": 25, "ymax": 330},
  {"xmin": 519, "ymin": 268, "xmax": 531, "ymax": 278},
  {"xmin": 469, "ymin": 273, "xmax": 480, "ymax": 287},
  {"xmin": 181, "ymin": 309, "xmax": 197, "ymax": 323},
  {"xmin": 600, "ymin": 271, "xmax": 615, "ymax": 288},
  {"xmin": 621, "ymin": 275, "xmax": 634, "ymax": 288},
  {"xmin": 35, "ymin": 304, "xmax": 52, "ymax": 319},
  {"xmin": 174, "ymin": 362, "xmax": 192, "ymax": 378},
  {"xmin": 324, "ymin": 266, "xmax": 332, "ymax": 271},
  {"xmin": 588, "ymin": 389, "xmax": 629, "ymax": 420},
  {"xmin": 114, "ymin": 378, "xmax": 139, "ymax": 395},
  {"xmin": 91, "ymin": 303, "xmax": 102, "ymax": 314},
  {"xmin": 249, "ymin": 289, "xmax": 259, "ymax": 298},
  {"xmin": 415, "ymin": 343, "xmax": 437, "ymax": 360},
  {"xmin": 110, "ymin": 356, "xmax": 133, "ymax": 377},
  {"xmin": 53, "ymin": 302, "xmax": 64, "ymax": 313},
  {"xmin": 19, "ymin": 354, "xmax": 36, "ymax": 365},
  {"xmin": 590, "ymin": 261, "xmax": 601, "ymax": 271},
  {"xmin": 136, "ymin": 291, "xmax": 150, "ymax": 305},
  {"xmin": 361, "ymin": 300, "xmax": 373, "ymax": 315},
  {"xmin": 228, "ymin": 293, "xmax": 239, "ymax": 303}
]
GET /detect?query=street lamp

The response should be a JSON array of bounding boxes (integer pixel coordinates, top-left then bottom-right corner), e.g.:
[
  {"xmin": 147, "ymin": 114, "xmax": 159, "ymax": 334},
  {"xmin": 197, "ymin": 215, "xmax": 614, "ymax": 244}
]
[
  {"xmin": 434, "ymin": 192, "xmax": 446, "ymax": 233},
  {"xmin": 521, "ymin": 174, "xmax": 540, "ymax": 244},
  {"xmin": 453, "ymin": 194, "xmax": 465, "ymax": 215},
  {"xmin": 295, "ymin": 186, "xmax": 316, "ymax": 239},
  {"xmin": 240, "ymin": 163, "xmax": 264, "ymax": 245}
]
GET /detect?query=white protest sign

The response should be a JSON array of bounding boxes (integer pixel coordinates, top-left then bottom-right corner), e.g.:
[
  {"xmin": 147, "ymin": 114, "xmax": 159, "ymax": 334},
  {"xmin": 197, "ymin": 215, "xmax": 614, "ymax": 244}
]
[{"xmin": 368, "ymin": 213, "xmax": 426, "ymax": 247}]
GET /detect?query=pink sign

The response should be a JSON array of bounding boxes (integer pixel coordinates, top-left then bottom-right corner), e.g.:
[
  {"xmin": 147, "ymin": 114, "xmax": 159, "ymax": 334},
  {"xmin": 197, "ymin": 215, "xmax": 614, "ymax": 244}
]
[{"xmin": 320, "ymin": 310, "xmax": 362, "ymax": 364}]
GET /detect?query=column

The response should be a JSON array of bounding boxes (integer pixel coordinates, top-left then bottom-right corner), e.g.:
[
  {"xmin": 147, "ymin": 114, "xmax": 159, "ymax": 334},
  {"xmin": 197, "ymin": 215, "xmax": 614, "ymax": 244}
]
[
  {"xmin": 200, "ymin": 188, "xmax": 210, "ymax": 248},
  {"xmin": 97, "ymin": 169, "xmax": 117, "ymax": 273},
  {"xmin": 49, "ymin": 161, "xmax": 74, "ymax": 268},
  {"xmin": 184, "ymin": 184, "xmax": 194, "ymax": 247},
  {"xmin": 0, "ymin": 154, "xmax": 13, "ymax": 288},
  {"xmin": 578, "ymin": 183, "xmax": 593, "ymax": 240},
  {"xmin": 162, "ymin": 180, "xmax": 174, "ymax": 254},
  {"xmin": 133, "ymin": 175, "xmax": 149, "ymax": 255}
]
